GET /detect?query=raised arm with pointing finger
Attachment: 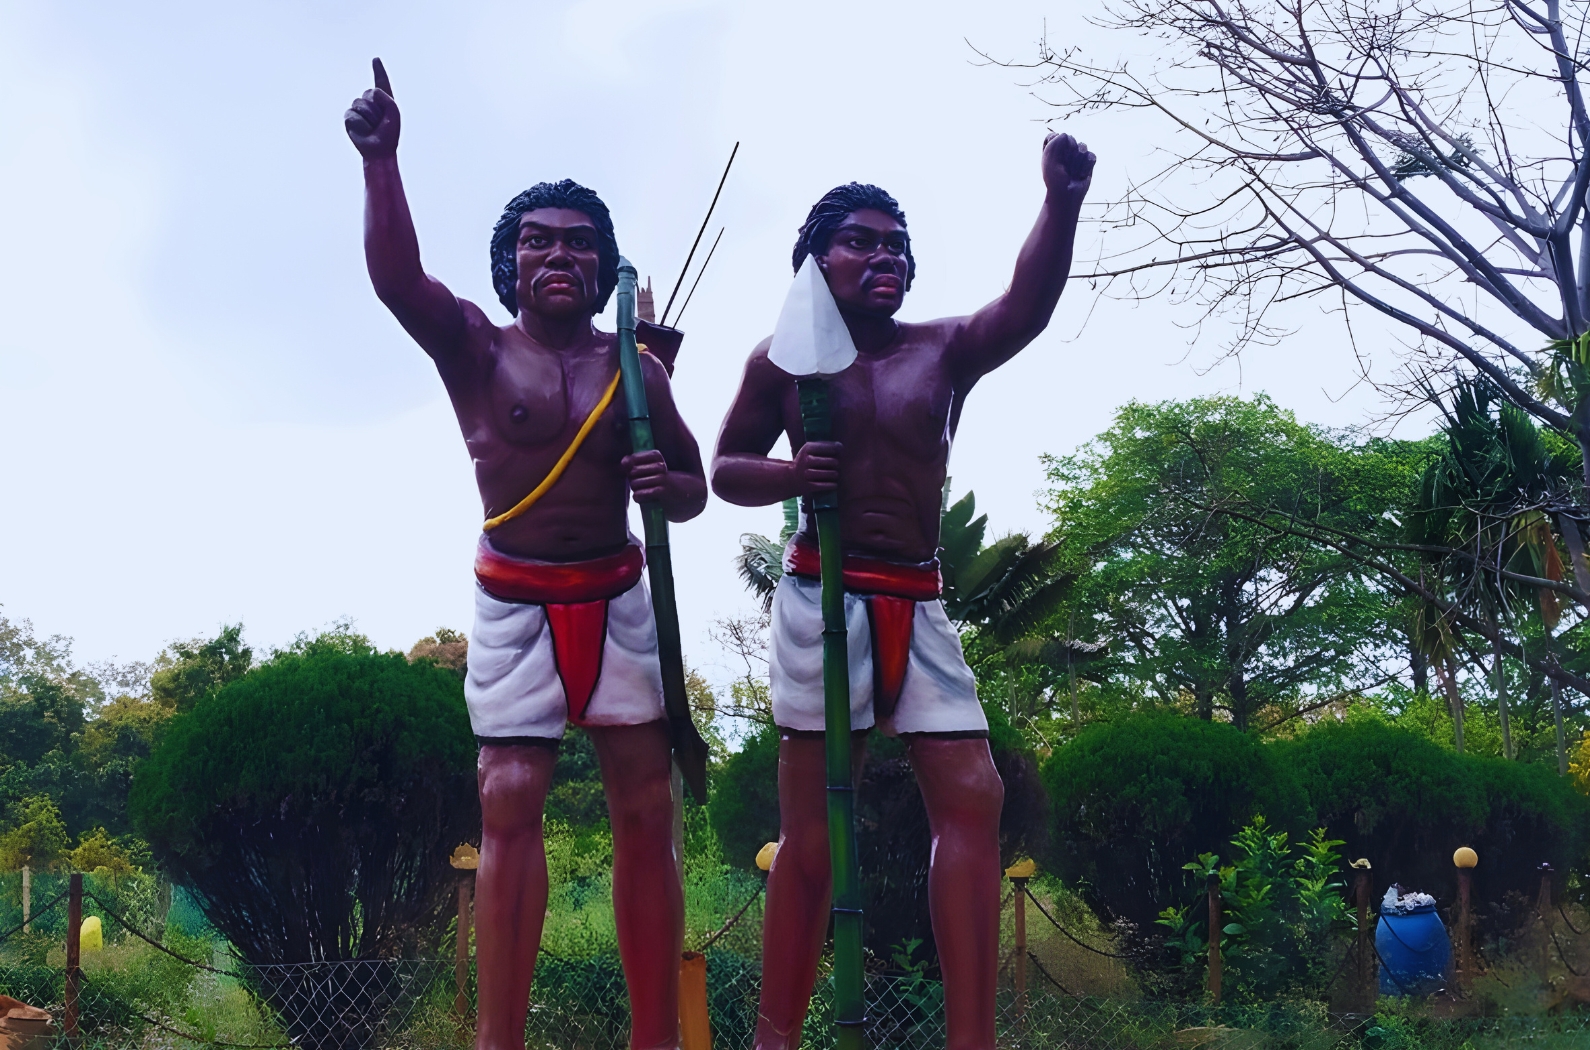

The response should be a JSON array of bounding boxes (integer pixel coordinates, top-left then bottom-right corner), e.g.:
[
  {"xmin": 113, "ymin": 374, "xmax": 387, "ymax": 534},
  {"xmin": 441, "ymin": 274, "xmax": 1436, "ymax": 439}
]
[
  {"xmin": 346, "ymin": 59, "xmax": 704, "ymax": 1050},
  {"xmin": 710, "ymin": 132, "xmax": 1095, "ymax": 1050}
]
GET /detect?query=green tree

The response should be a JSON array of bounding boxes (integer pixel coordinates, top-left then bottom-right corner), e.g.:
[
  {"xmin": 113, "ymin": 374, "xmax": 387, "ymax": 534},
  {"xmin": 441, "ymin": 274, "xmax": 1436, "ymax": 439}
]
[
  {"xmin": 0, "ymin": 796, "xmax": 69, "ymax": 872},
  {"xmin": 1045, "ymin": 395, "xmax": 1417, "ymax": 729},
  {"xmin": 148, "ymin": 624, "xmax": 251, "ymax": 713}
]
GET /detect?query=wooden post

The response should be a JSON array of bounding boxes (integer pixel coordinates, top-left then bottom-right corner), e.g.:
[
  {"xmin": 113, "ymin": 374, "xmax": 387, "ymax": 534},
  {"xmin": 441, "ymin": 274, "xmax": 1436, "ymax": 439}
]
[
  {"xmin": 454, "ymin": 875, "xmax": 473, "ymax": 1018},
  {"xmin": 1013, "ymin": 877, "xmax": 1029, "ymax": 1014},
  {"xmin": 65, "ymin": 873, "xmax": 81, "ymax": 1037},
  {"xmin": 1455, "ymin": 869, "xmax": 1473, "ymax": 990},
  {"xmin": 21, "ymin": 865, "xmax": 30, "ymax": 934},
  {"xmin": 678, "ymin": 951, "xmax": 711, "ymax": 1050},
  {"xmin": 1538, "ymin": 864, "xmax": 1554, "ymax": 984},
  {"xmin": 1207, "ymin": 873, "xmax": 1222, "ymax": 1005},
  {"xmin": 1356, "ymin": 866, "xmax": 1373, "ymax": 1006},
  {"xmin": 447, "ymin": 843, "xmax": 480, "ymax": 1022}
]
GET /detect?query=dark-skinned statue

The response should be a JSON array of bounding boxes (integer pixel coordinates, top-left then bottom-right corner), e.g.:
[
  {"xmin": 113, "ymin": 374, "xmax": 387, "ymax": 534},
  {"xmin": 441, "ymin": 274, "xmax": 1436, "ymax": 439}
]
[
  {"xmin": 345, "ymin": 61, "xmax": 706, "ymax": 1050},
  {"xmin": 711, "ymin": 132, "xmax": 1096, "ymax": 1050}
]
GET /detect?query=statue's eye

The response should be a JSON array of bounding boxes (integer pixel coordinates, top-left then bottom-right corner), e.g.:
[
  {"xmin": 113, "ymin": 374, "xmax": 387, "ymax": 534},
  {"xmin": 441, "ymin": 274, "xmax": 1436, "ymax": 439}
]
[{"xmin": 570, "ymin": 236, "xmax": 591, "ymax": 250}]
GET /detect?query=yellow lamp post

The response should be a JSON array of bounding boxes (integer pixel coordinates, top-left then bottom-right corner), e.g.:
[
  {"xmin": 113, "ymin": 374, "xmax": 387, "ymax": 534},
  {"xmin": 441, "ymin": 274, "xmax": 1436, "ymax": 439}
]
[
  {"xmin": 1453, "ymin": 847, "xmax": 1477, "ymax": 990},
  {"xmin": 1006, "ymin": 859, "xmax": 1037, "ymax": 1013},
  {"xmin": 448, "ymin": 844, "xmax": 479, "ymax": 1019}
]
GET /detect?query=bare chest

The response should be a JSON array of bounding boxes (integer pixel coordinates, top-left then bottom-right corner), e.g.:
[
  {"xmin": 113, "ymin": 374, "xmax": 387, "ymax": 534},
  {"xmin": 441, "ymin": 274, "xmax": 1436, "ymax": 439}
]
[
  {"xmin": 474, "ymin": 344, "xmax": 623, "ymax": 451},
  {"xmin": 786, "ymin": 348, "xmax": 955, "ymax": 456}
]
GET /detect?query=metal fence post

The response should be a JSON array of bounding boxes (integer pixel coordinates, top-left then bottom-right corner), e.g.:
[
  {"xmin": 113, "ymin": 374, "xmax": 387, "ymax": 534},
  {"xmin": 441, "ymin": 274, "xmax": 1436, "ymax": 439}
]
[
  {"xmin": 65, "ymin": 872, "xmax": 82, "ymax": 1037},
  {"xmin": 1206, "ymin": 873, "xmax": 1222, "ymax": 1005},
  {"xmin": 21, "ymin": 865, "xmax": 29, "ymax": 934}
]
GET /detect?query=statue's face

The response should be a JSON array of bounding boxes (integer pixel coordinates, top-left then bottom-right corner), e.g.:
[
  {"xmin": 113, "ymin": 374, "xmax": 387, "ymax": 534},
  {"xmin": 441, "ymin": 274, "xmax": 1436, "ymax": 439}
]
[
  {"xmin": 815, "ymin": 209, "xmax": 909, "ymax": 318},
  {"xmin": 514, "ymin": 208, "xmax": 603, "ymax": 319}
]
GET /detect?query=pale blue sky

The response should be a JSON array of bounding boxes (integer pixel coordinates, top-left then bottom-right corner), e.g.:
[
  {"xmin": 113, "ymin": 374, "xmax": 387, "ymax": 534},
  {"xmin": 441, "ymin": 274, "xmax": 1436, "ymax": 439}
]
[{"xmin": 0, "ymin": 0, "xmax": 1407, "ymax": 682}]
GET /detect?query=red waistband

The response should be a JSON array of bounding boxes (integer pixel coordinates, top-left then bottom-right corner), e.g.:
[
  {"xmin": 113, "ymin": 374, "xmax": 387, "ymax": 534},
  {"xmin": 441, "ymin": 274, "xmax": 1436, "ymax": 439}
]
[
  {"xmin": 784, "ymin": 538, "xmax": 942, "ymax": 602},
  {"xmin": 474, "ymin": 536, "xmax": 644, "ymax": 604}
]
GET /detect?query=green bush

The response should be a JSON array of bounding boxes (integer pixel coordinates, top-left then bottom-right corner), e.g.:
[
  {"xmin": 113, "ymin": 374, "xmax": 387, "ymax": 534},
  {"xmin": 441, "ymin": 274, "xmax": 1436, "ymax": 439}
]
[
  {"xmin": 130, "ymin": 633, "xmax": 479, "ymax": 971},
  {"xmin": 1275, "ymin": 717, "xmax": 1590, "ymax": 930},
  {"xmin": 1042, "ymin": 712, "xmax": 1309, "ymax": 935},
  {"xmin": 1158, "ymin": 818, "xmax": 1351, "ymax": 1000}
]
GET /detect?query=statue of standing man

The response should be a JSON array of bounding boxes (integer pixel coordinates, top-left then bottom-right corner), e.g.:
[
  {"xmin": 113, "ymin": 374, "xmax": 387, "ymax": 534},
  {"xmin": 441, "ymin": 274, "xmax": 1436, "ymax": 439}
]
[
  {"xmin": 712, "ymin": 131, "xmax": 1095, "ymax": 1050},
  {"xmin": 345, "ymin": 61, "xmax": 706, "ymax": 1050}
]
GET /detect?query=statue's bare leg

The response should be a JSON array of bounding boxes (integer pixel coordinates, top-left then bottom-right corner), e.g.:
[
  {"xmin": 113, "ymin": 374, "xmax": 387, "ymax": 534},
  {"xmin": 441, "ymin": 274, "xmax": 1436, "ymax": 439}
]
[
  {"xmin": 588, "ymin": 720, "xmax": 683, "ymax": 1050},
  {"xmin": 755, "ymin": 732, "xmax": 868, "ymax": 1050},
  {"xmin": 474, "ymin": 743, "xmax": 557, "ymax": 1050},
  {"xmin": 907, "ymin": 736, "xmax": 1004, "ymax": 1050}
]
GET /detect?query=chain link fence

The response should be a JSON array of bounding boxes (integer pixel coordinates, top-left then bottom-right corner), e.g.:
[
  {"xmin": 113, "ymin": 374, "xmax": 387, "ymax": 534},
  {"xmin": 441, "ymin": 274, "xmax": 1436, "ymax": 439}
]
[{"xmin": 0, "ymin": 873, "xmax": 1584, "ymax": 1049}]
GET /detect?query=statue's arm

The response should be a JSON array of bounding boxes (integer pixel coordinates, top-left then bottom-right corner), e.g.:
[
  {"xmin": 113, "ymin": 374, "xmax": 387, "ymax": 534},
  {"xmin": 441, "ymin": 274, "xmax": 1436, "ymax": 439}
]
[
  {"xmin": 625, "ymin": 353, "xmax": 708, "ymax": 523},
  {"xmin": 947, "ymin": 133, "xmax": 1095, "ymax": 382},
  {"xmin": 345, "ymin": 64, "xmax": 471, "ymax": 361},
  {"xmin": 711, "ymin": 345, "xmax": 838, "ymax": 507}
]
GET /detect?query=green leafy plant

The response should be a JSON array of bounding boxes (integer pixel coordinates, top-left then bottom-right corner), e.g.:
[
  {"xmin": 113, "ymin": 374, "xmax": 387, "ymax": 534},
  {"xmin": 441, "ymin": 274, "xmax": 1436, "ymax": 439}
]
[{"xmin": 1156, "ymin": 817, "xmax": 1351, "ymax": 1001}]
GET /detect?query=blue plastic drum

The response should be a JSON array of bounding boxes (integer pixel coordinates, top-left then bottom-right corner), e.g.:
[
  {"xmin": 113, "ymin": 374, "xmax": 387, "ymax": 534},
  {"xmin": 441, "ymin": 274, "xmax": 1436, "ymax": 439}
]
[{"xmin": 1377, "ymin": 904, "xmax": 1451, "ymax": 996}]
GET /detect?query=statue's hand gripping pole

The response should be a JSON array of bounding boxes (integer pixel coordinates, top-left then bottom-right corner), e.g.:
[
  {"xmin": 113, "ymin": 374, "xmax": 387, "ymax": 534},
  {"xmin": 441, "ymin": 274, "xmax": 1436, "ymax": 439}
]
[
  {"xmin": 767, "ymin": 255, "xmax": 867, "ymax": 1048},
  {"xmin": 615, "ymin": 258, "xmax": 711, "ymax": 804},
  {"xmin": 797, "ymin": 379, "xmax": 867, "ymax": 1050}
]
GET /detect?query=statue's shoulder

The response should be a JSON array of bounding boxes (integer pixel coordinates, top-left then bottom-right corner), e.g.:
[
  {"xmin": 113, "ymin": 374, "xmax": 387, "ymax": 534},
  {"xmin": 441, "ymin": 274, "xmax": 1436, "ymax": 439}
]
[{"xmin": 900, "ymin": 315, "xmax": 968, "ymax": 347}]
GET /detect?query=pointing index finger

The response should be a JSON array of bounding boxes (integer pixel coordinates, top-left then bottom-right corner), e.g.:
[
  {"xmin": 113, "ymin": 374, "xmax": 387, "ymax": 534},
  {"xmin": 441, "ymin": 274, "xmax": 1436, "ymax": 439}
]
[{"xmin": 372, "ymin": 57, "xmax": 393, "ymax": 99}]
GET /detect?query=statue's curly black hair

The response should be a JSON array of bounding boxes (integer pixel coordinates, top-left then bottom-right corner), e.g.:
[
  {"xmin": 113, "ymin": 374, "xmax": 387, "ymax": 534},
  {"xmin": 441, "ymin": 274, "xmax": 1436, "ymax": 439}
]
[
  {"xmin": 791, "ymin": 182, "xmax": 915, "ymax": 289},
  {"xmin": 489, "ymin": 180, "xmax": 619, "ymax": 316}
]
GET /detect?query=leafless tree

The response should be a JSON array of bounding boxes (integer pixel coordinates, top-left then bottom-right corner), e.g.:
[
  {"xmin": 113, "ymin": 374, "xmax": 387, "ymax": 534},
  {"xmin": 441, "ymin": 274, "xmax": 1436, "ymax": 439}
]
[
  {"xmin": 1011, "ymin": 0, "xmax": 1590, "ymax": 486},
  {"xmin": 707, "ymin": 613, "xmax": 774, "ymax": 727}
]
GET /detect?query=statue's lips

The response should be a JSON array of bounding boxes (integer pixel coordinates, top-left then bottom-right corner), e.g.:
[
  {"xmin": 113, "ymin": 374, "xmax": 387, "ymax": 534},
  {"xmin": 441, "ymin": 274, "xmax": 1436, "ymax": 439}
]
[
  {"xmin": 866, "ymin": 277, "xmax": 902, "ymax": 295},
  {"xmin": 536, "ymin": 274, "xmax": 582, "ymax": 294}
]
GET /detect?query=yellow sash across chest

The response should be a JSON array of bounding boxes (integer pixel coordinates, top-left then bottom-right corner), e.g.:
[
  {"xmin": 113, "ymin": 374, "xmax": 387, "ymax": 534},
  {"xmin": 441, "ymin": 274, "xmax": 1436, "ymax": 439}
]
[{"xmin": 483, "ymin": 368, "xmax": 623, "ymax": 531}]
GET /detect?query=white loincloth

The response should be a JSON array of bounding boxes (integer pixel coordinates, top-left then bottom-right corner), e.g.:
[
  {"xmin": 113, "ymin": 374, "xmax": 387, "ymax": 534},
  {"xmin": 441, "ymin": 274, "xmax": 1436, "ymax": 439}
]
[
  {"xmin": 464, "ymin": 579, "xmax": 666, "ymax": 740},
  {"xmin": 768, "ymin": 574, "xmax": 986, "ymax": 736}
]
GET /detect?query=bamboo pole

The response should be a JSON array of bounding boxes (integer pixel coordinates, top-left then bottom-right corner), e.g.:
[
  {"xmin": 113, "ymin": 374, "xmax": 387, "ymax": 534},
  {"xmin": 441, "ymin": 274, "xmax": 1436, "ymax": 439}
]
[
  {"xmin": 615, "ymin": 258, "xmax": 710, "ymax": 802},
  {"xmin": 795, "ymin": 376, "xmax": 866, "ymax": 1050}
]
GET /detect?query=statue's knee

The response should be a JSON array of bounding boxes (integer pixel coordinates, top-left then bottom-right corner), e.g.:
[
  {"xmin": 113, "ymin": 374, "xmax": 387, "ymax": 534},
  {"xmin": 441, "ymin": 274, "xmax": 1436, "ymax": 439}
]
[
  {"xmin": 478, "ymin": 766, "xmax": 544, "ymax": 835},
  {"xmin": 776, "ymin": 820, "xmax": 831, "ymax": 877},
  {"xmin": 940, "ymin": 765, "xmax": 1005, "ymax": 825}
]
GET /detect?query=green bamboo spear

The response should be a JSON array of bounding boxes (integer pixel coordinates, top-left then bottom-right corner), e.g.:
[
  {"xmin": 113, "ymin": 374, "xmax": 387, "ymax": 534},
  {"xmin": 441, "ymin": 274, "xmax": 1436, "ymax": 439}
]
[
  {"xmin": 615, "ymin": 257, "xmax": 710, "ymax": 803},
  {"xmin": 796, "ymin": 377, "xmax": 866, "ymax": 1050}
]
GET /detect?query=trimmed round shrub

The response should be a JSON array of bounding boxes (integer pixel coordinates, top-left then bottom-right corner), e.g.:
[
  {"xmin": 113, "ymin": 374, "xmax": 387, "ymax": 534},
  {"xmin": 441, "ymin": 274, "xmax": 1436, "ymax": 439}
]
[
  {"xmin": 131, "ymin": 639, "xmax": 479, "ymax": 968},
  {"xmin": 1275, "ymin": 718, "xmax": 1590, "ymax": 931},
  {"xmin": 1042, "ymin": 712, "xmax": 1309, "ymax": 933}
]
